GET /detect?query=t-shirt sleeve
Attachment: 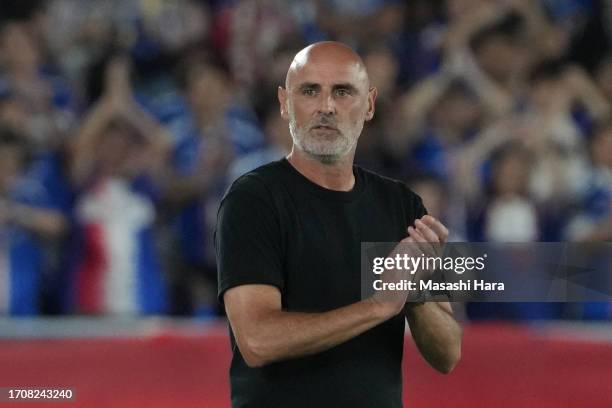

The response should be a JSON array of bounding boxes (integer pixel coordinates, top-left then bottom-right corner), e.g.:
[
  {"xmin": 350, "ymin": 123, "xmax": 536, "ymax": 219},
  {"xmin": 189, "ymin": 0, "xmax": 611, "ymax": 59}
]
[
  {"xmin": 402, "ymin": 185, "xmax": 428, "ymax": 226},
  {"xmin": 215, "ymin": 177, "xmax": 284, "ymax": 304},
  {"xmin": 415, "ymin": 194, "xmax": 428, "ymax": 219}
]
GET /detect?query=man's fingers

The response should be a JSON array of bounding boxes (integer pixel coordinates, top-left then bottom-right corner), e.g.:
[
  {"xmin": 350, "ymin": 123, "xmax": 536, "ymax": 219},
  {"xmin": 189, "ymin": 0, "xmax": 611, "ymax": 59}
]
[
  {"xmin": 407, "ymin": 226, "xmax": 435, "ymax": 256},
  {"xmin": 407, "ymin": 226, "xmax": 426, "ymax": 242},
  {"xmin": 403, "ymin": 215, "xmax": 449, "ymax": 263},
  {"xmin": 409, "ymin": 224, "xmax": 437, "ymax": 256},
  {"xmin": 421, "ymin": 215, "xmax": 449, "ymax": 243},
  {"xmin": 406, "ymin": 227, "xmax": 436, "ymax": 280},
  {"xmin": 415, "ymin": 219, "xmax": 439, "ymax": 242},
  {"xmin": 415, "ymin": 219, "xmax": 443, "ymax": 257}
]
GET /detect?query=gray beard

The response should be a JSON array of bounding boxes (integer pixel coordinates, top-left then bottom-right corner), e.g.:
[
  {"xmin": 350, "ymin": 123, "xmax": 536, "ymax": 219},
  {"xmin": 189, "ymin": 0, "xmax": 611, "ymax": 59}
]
[
  {"xmin": 304, "ymin": 151, "xmax": 341, "ymax": 165},
  {"xmin": 289, "ymin": 122, "xmax": 355, "ymax": 165}
]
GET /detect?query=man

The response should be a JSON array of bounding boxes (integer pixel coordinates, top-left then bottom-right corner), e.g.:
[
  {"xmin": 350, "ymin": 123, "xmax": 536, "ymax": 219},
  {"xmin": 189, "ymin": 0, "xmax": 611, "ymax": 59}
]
[
  {"xmin": 215, "ymin": 41, "xmax": 462, "ymax": 407},
  {"xmin": 0, "ymin": 125, "xmax": 67, "ymax": 315}
]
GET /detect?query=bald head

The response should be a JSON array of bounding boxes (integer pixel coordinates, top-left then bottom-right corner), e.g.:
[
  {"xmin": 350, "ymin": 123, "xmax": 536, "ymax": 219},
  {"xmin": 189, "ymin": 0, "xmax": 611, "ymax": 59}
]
[
  {"xmin": 285, "ymin": 41, "xmax": 370, "ymax": 90},
  {"xmin": 278, "ymin": 41, "xmax": 377, "ymax": 165}
]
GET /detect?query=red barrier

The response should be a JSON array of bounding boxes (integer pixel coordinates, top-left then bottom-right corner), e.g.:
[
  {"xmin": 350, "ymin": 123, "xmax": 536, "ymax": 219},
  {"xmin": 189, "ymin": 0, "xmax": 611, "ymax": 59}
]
[{"xmin": 0, "ymin": 323, "xmax": 610, "ymax": 407}]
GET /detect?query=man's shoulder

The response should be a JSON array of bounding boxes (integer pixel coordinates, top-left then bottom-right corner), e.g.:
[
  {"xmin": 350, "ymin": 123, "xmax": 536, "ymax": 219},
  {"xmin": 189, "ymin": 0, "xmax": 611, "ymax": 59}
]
[
  {"xmin": 357, "ymin": 166, "xmax": 426, "ymax": 217},
  {"xmin": 223, "ymin": 159, "xmax": 288, "ymax": 203},
  {"xmin": 358, "ymin": 166, "xmax": 419, "ymax": 197}
]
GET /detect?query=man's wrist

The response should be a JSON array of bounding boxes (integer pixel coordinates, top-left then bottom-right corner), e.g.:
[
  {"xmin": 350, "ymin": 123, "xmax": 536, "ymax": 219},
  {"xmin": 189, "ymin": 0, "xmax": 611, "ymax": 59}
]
[{"xmin": 365, "ymin": 296, "xmax": 403, "ymax": 321}]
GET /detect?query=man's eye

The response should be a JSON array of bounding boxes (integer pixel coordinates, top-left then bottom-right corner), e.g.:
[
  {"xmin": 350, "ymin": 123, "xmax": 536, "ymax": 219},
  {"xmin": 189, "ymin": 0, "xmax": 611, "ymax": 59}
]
[
  {"xmin": 335, "ymin": 89, "xmax": 350, "ymax": 97},
  {"xmin": 303, "ymin": 89, "xmax": 317, "ymax": 96}
]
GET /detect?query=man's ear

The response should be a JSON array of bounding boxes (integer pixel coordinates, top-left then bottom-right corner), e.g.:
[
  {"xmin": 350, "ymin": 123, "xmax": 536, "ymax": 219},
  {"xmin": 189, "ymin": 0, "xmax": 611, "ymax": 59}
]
[
  {"xmin": 278, "ymin": 86, "xmax": 289, "ymax": 120},
  {"xmin": 365, "ymin": 86, "xmax": 378, "ymax": 121}
]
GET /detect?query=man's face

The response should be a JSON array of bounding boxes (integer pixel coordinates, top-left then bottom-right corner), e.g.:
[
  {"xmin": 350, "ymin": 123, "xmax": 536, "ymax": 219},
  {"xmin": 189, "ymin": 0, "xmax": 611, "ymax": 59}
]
[
  {"xmin": 0, "ymin": 23, "xmax": 40, "ymax": 70},
  {"xmin": 187, "ymin": 66, "xmax": 230, "ymax": 120},
  {"xmin": 279, "ymin": 52, "xmax": 376, "ymax": 163},
  {"xmin": 476, "ymin": 36, "xmax": 531, "ymax": 83}
]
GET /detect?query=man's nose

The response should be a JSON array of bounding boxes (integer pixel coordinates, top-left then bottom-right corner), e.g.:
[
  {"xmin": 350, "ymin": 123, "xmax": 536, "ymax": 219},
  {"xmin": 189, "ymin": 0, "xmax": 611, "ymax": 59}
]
[{"xmin": 317, "ymin": 92, "xmax": 336, "ymax": 115}]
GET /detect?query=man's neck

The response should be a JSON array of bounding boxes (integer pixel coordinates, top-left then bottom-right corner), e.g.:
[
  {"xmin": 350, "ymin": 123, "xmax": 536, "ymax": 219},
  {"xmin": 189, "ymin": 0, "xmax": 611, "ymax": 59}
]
[{"xmin": 287, "ymin": 147, "xmax": 355, "ymax": 192}]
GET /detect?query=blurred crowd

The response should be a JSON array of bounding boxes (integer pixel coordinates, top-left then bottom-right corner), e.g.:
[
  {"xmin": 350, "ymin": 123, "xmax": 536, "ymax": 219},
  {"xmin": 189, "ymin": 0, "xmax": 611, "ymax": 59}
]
[{"xmin": 0, "ymin": 0, "xmax": 610, "ymax": 319}]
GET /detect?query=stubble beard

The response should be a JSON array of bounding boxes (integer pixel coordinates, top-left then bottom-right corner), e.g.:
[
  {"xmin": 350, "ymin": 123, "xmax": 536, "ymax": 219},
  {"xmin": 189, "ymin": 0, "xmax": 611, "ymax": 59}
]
[{"xmin": 288, "ymin": 118, "xmax": 360, "ymax": 165}]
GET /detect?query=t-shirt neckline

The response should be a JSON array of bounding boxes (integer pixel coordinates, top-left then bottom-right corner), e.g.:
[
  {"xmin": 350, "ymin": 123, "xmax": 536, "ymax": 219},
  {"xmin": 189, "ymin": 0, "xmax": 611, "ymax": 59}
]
[{"xmin": 280, "ymin": 157, "xmax": 365, "ymax": 202}]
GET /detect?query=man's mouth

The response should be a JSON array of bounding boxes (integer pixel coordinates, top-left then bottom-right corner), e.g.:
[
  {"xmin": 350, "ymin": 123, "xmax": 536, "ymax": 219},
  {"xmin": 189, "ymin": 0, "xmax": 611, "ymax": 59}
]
[{"xmin": 311, "ymin": 125, "xmax": 338, "ymax": 131}]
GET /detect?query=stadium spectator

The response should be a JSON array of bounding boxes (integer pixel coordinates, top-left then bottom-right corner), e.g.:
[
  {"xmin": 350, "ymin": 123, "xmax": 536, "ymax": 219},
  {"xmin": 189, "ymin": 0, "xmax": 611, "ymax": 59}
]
[
  {"xmin": 69, "ymin": 55, "xmax": 169, "ymax": 315},
  {"xmin": 160, "ymin": 54, "xmax": 263, "ymax": 315},
  {"xmin": 0, "ymin": 125, "xmax": 67, "ymax": 315},
  {"xmin": 0, "ymin": 0, "xmax": 609, "ymax": 319},
  {"xmin": 565, "ymin": 119, "xmax": 612, "ymax": 242},
  {"xmin": 227, "ymin": 103, "xmax": 293, "ymax": 183}
]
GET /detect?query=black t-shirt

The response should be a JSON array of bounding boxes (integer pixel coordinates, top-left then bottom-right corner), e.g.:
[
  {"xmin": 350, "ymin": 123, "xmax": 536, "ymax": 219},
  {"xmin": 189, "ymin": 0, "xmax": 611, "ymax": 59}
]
[{"xmin": 216, "ymin": 158, "xmax": 426, "ymax": 408}]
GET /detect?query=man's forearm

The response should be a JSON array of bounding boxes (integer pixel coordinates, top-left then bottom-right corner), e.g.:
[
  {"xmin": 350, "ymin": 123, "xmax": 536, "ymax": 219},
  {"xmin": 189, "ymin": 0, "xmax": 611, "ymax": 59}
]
[
  {"xmin": 230, "ymin": 298, "xmax": 395, "ymax": 367},
  {"xmin": 405, "ymin": 302, "xmax": 462, "ymax": 373}
]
